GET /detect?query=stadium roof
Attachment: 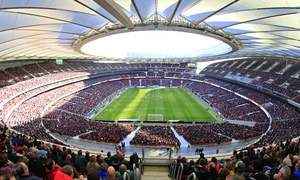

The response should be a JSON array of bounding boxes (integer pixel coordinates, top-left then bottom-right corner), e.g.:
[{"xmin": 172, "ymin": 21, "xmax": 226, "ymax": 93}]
[{"xmin": 1, "ymin": 0, "xmax": 300, "ymax": 63}]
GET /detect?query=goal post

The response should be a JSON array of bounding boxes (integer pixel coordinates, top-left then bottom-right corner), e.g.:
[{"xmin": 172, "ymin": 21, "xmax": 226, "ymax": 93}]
[{"xmin": 148, "ymin": 114, "xmax": 164, "ymax": 121}]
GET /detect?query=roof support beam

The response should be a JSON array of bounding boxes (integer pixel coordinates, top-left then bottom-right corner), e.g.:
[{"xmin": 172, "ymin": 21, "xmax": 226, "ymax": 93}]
[
  {"xmin": 168, "ymin": 0, "xmax": 182, "ymax": 23},
  {"xmin": 93, "ymin": 0, "xmax": 134, "ymax": 29},
  {"xmin": 195, "ymin": 0, "xmax": 239, "ymax": 26},
  {"xmin": 131, "ymin": 0, "xmax": 144, "ymax": 24},
  {"xmin": 75, "ymin": 0, "xmax": 115, "ymax": 23}
]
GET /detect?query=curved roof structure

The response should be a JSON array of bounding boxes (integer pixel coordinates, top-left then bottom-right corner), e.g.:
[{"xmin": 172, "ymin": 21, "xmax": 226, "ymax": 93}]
[{"xmin": 1, "ymin": 0, "xmax": 300, "ymax": 62}]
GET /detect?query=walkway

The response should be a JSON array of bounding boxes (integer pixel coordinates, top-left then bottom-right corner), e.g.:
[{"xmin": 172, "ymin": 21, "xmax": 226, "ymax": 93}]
[
  {"xmin": 120, "ymin": 126, "xmax": 140, "ymax": 146},
  {"xmin": 170, "ymin": 126, "xmax": 189, "ymax": 147},
  {"xmin": 51, "ymin": 132, "xmax": 258, "ymax": 157}
]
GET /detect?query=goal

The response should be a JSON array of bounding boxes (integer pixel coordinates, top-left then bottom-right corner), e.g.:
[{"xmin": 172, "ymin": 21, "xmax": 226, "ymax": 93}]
[{"xmin": 148, "ymin": 114, "xmax": 164, "ymax": 121}]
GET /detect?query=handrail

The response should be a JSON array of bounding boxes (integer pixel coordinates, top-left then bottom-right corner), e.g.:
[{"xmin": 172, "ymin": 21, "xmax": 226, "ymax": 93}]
[
  {"xmin": 175, "ymin": 163, "xmax": 183, "ymax": 180},
  {"xmin": 135, "ymin": 168, "xmax": 140, "ymax": 180},
  {"xmin": 171, "ymin": 160, "xmax": 177, "ymax": 179},
  {"xmin": 138, "ymin": 158, "xmax": 144, "ymax": 175},
  {"xmin": 123, "ymin": 172, "xmax": 130, "ymax": 180},
  {"xmin": 187, "ymin": 172, "xmax": 196, "ymax": 180},
  {"xmin": 133, "ymin": 164, "xmax": 137, "ymax": 180}
]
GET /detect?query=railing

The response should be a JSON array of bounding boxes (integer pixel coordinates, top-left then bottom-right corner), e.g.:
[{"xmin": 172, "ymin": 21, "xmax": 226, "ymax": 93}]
[
  {"xmin": 132, "ymin": 163, "xmax": 141, "ymax": 180},
  {"xmin": 123, "ymin": 172, "xmax": 130, "ymax": 180},
  {"xmin": 187, "ymin": 172, "xmax": 196, "ymax": 180},
  {"xmin": 175, "ymin": 163, "xmax": 183, "ymax": 180}
]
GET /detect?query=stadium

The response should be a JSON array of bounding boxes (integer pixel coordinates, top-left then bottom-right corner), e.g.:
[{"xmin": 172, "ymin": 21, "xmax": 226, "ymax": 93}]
[{"xmin": 0, "ymin": 0, "xmax": 300, "ymax": 179}]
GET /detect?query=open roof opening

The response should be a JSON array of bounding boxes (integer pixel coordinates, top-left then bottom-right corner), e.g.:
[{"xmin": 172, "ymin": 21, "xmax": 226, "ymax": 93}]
[{"xmin": 81, "ymin": 30, "xmax": 232, "ymax": 59}]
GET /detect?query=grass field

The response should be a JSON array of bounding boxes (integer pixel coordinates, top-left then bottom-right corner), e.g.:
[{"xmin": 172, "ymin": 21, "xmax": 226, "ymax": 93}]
[{"xmin": 92, "ymin": 87, "xmax": 220, "ymax": 123}]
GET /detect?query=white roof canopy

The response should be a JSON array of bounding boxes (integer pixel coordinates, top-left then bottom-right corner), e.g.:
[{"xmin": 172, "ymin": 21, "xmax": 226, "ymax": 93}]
[{"xmin": 0, "ymin": 0, "xmax": 300, "ymax": 62}]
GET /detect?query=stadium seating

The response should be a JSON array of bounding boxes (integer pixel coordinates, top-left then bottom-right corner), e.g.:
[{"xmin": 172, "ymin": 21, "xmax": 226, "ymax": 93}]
[{"xmin": 0, "ymin": 60, "xmax": 299, "ymax": 149}]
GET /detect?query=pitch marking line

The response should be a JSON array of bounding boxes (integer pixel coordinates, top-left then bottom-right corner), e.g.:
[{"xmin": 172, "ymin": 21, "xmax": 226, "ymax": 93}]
[{"xmin": 185, "ymin": 109, "xmax": 192, "ymax": 120}]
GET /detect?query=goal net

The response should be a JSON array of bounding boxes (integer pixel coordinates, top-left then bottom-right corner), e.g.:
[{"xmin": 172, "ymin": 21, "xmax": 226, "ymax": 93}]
[{"xmin": 148, "ymin": 114, "xmax": 164, "ymax": 121}]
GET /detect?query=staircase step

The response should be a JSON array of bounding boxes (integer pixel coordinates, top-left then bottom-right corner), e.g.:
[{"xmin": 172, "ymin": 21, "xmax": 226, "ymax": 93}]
[{"xmin": 141, "ymin": 166, "xmax": 170, "ymax": 180}]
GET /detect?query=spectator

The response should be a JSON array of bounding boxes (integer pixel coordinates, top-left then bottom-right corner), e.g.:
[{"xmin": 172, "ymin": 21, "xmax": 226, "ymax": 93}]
[
  {"xmin": 45, "ymin": 158, "xmax": 62, "ymax": 180},
  {"xmin": 118, "ymin": 154, "xmax": 128, "ymax": 168},
  {"xmin": 207, "ymin": 163, "xmax": 218, "ymax": 180},
  {"xmin": 103, "ymin": 166, "xmax": 118, "ymax": 180},
  {"xmin": 230, "ymin": 174, "xmax": 246, "ymax": 180},
  {"xmin": 264, "ymin": 157, "xmax": 292, "ymax": 179},
  {"xmin": 0, "ymin": 153, "xmax": 18, "ymax": 177},
  {"xmin": 57, "ymin": 151, "xmax": 72, "ymax": 168},
  {"xmin": 224, "ymin": 161, "xmax": 235, "ymax": 177},
  {"xmin": 104, "ymin": 152, "xmax": 113, "ymax": 167},
  {"xmin": 7, "ymin": 148, "xmax": 17, "ymax": 165},
  {"xmin": 34, "ymin": 151, "xmax": 47, "ymax": 179},
  {"xmin": 87, "ymin": 168, "xmax": 100, "ymax": 180},
  {"xmin": 195, "ymin": 158, "xmax": 210, "ymax": 180},
  {"xmin": 53, "ymin": 165, "xmax": 81, "ymax": 180},
  {"xmin": 127, "ymin": 156, "xmax": 136, "ymax": 171},
  {"xmin": 182, "ymin": 157, "xmax": 191, "ymax": 175},
  {"xmin": 295, "ymin": 159, "xmax": 300, "ymax": 180},
  {"xmin": 199, "ymin": 153, "xmax": 208, "ymax": 166},
  {"xmin": 234, "ymin": 161, "xmax": 245, "ymax": 176},
  {"xmin": 273, "ymin": 166, "xmax": 291, "ymax": 180},
  {"xmin": 219, "ymin": 168, "xmax": 230, "ymax": 180},
  {"xmin": 85, "ymin": 151, "xmax": 90, "ymax": 163},
  {"xmin": 245, "ymin": 159, "xmax": 268, "ymax": 180},
  {"xmin": 15, "ymin": 162, "xmax": 41, "ymax": 180},
  {"xmin": 169, "ymin": 155, "xmax": 181, "ymax": 177},
  {"xmin": 98, "ymin": 163, "xmax": 108, "ymax": 179},
  {"xmin": 208, "ymin": 157, "xmax": 220, "ymax": 171},
  {"xmin": 74, "ymin": 150, "xmax": 87, "ymax": 174},
  {"xmin": 117, "ymin": 164, "xmax": 134, "ymax": 180},
  {"xmin": 0, "ymin": 174, "xmax": 16, "ymax": 180},
  {"xmin": 87, "ymin": 155, "xmax": 100, "ymax": 173}
]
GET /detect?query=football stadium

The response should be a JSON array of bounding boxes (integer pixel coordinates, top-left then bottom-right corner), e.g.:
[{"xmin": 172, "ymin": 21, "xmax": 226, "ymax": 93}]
[{"xmin": 0, "ymin": 0, "xmax": 300, "ymax": 179}]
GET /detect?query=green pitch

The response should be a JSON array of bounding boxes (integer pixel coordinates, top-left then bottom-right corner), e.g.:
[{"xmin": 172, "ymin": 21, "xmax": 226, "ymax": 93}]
[{"xmin": 92, "ymin": 87, "xmax": 220, "ymax": 122}]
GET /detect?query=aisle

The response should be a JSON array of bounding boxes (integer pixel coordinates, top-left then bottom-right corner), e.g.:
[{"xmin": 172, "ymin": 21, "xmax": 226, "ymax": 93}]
[
  {"xmin": 170, "ymin": 126, "xmax": 189, "ymax": 147},
  {"xmin": 121, "ymin": 126, "xmax": 140, "ymax": 146}
]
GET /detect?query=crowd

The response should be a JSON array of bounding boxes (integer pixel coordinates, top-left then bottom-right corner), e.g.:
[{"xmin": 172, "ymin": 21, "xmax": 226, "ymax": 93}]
[
  {"xmin": 130, "ymin": 125, "xmax": 180, "ymax": 145},
  {"xmin": 2, "ymin": 73, "xmax": 134, "ymax": 126},
  {"xmin": 202, "ymin": 57, "xmax": 300, "ymax": 104},
  {"xmin": 188, "ymin": 76, "xmax": 300, "ymax": 121},
  {"xmin": 0, "ymin": 72, "xmax": 89, "ymax": 104},
  {"xmin": 43, "ymin": 113, "xmax": 91, "ymax": 137},
  {"xmin": 0, "ymin": 126, "xmax": 141, "ymax": 180},
  {"xmin": 187, "ymin": 82, "xmax": 269, "ymax": 122},
  {"xmin": 211, "ymin": 122, "xmax": 269, "ymax": 140},
  {"xmin": 0, "ymin": 60, "xmax": 299, "ymax": 152},
  {"xmin": 0, "ymin": 61, "xmax": 191, "ymax": 88},
  {"xmin": 12, "ymin": 111, "xmax": 300, "ymax": 148},
  {"xmin": 173, "ymin": 122, "xmax": 271, "ymax": 145},
  {"xmin": 254, "ymin": 119, "xmax": 300, "ymax": 147},
  {"xmin": 55, "ymin": 81, "xmax": 125, "ymax": 116},
  {"xmin": 79, "ymin": 123, "xmax": 138, "ymax": 143},
  {"xmin": 173, "ymin": 124, "xmax": 232, "ymax": 145},
  {"xmin": 10, "ymin": 119, "xmax": 66, "ymax": 145},
  {"xmin": 0, "ymin": 120, "xmax": 299, "ymax": 180},
  {"xmin": 0, "ymin": 62, "xmax": 192, "ymax": 126},
  {"xmin": 5, "ymin": 80, "xmax": 87, "ymax": 126},
  {"xmin": 170, "ymin": 139, "xmax": 300, "ymax": 180},
  {"xmin": 43, "ymin": 110, "xmax": 138, "ymax": 144}
]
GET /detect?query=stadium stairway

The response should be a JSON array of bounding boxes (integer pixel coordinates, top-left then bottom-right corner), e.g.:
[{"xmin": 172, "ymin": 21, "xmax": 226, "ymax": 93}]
[
  {"xmin": 141, "ymin": 166, "xmax": 170, "ymax": 180},
  {"xmin": 170, "ymin": 127, "xmax": 189, "ymax": 147},
  {"xmin": 122, "ymin": 126, "xmax": 141, "ymax": 146}
]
